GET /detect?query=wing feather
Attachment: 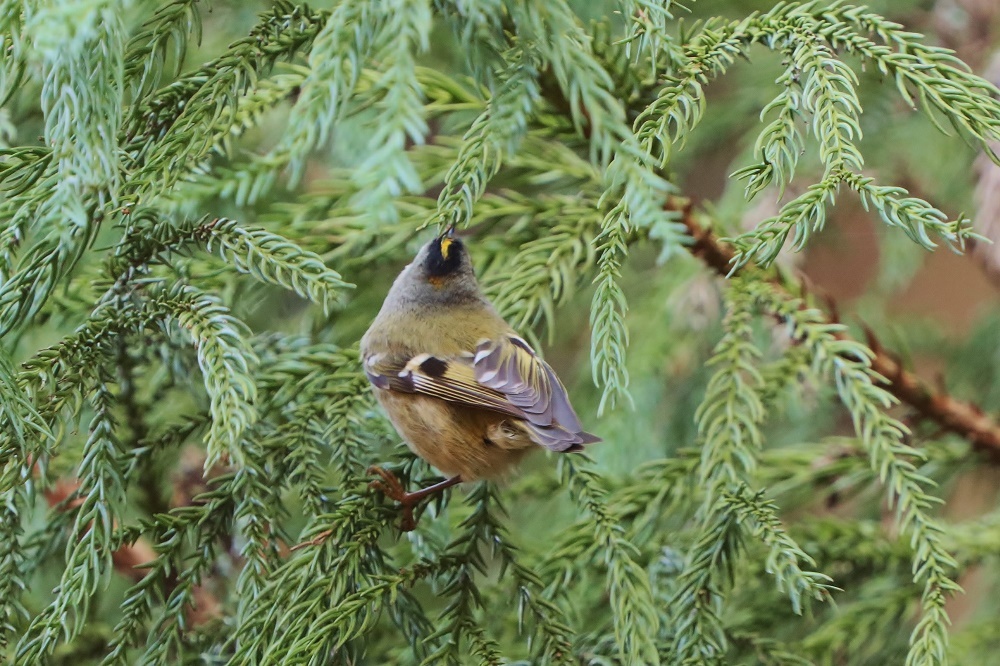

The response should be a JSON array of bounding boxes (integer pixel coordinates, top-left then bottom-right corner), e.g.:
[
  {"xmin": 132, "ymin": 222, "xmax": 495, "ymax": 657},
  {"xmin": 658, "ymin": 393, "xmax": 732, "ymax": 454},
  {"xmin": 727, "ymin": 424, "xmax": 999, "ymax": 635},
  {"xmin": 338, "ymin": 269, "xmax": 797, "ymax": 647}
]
[
  {"xmin": 475, "ymin": 336, "xmax": 584, "ymax": 431},
  {"xmin": 363, "ymin": 336, "xmax": 600, "ymax": 452},
  {"xmin": 366, "ymin": 352, "xmax": 527, "ymax": 420}
]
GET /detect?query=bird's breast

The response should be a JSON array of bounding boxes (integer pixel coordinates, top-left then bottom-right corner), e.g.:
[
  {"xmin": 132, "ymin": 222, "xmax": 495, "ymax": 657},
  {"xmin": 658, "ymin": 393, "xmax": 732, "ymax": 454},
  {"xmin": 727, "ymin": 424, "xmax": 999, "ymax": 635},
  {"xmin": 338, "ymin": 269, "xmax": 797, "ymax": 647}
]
[{"xmin": 372, "ymin": 388, "xmax": 532, "ymax": 480}]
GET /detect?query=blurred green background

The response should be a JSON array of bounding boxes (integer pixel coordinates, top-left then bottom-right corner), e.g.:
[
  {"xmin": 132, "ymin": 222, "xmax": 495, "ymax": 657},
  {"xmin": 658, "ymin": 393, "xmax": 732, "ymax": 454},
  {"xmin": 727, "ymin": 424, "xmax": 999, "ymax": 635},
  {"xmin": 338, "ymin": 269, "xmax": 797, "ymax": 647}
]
[{"xmin": 8, "ymin": 0, "xmax": 1000, "ymax": 663}]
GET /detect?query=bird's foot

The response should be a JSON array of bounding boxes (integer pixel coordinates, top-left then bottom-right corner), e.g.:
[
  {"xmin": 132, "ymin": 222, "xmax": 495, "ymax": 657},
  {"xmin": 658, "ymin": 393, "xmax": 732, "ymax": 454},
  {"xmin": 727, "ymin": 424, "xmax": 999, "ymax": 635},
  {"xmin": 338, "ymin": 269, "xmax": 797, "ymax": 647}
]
[{"xmin": 367, "ymin": 466, "xmax": 461, "ymax": 531}]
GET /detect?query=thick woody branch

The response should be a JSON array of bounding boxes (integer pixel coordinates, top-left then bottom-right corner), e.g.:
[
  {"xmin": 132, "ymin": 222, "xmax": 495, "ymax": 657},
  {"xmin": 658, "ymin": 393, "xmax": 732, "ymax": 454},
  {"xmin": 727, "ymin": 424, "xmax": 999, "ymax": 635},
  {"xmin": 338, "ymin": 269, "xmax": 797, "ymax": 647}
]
[
  {"xmin": 670, "ymin": 196, "xmax": 1000, "ymax": 456},
  {"xmin": 533, "ymin": 62, "xmax": 1000, "ymax": 455}
]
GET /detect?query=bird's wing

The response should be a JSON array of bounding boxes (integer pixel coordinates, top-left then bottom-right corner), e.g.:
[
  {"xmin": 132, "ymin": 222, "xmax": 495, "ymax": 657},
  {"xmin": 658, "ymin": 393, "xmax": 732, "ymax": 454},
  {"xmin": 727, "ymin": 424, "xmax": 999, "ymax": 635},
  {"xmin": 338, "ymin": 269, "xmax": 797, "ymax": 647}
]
[
  {"xmin": 364, "ymin": 350, "xmax": 529, "ymax": 421},
  {"xmin": 363, "ymin": 335, "xmax": 600, "ymax": 452},
  {"xmin": 472, "ymin": 336, "xmax": 600, "ymax": 451}
]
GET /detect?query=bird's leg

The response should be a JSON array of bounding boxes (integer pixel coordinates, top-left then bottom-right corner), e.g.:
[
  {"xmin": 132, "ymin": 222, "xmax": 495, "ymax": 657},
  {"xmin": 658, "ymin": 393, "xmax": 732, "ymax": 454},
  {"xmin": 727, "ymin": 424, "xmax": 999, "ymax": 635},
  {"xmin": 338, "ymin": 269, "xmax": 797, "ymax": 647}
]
[{"xmin": 367, "ymin": 466, "xmax": 462, "ymax": 531}]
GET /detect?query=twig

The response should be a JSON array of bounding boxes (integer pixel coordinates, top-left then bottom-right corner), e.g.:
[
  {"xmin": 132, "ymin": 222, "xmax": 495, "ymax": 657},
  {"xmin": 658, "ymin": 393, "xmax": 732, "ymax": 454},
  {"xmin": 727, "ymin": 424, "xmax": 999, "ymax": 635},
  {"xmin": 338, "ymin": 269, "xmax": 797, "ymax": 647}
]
[
  {"xmin": 290, "ymin": 529, "xmax": 333, "ymax": 552},
  {"xmin": 670, "ymin": 195, "xmax": 1000, "ymax": 457}
]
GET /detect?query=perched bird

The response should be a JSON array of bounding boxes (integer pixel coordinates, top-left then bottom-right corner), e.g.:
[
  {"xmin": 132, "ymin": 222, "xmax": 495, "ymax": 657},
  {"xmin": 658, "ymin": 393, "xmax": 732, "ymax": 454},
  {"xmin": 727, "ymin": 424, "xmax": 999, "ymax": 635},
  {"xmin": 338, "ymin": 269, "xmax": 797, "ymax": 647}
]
[{"xmin": 360, "ymin": 226, "xmax": 600, "ymax": 529}]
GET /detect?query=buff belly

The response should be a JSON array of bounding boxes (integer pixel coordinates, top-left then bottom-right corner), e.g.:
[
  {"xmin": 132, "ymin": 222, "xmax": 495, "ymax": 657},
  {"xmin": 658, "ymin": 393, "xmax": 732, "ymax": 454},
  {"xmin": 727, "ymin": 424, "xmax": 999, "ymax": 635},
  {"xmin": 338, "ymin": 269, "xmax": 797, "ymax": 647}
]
[{"xmin": 374, "ymin": 388, "xmax": 534, "ymax": 480}]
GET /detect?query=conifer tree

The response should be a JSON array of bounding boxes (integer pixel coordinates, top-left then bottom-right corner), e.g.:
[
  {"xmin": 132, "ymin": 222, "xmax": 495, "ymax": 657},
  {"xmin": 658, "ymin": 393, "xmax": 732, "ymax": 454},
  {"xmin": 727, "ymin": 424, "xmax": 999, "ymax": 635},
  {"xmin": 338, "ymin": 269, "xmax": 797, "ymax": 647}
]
[{"xmin": 4, "ymin": 1, "xmax": 1000, "ymax": 664}]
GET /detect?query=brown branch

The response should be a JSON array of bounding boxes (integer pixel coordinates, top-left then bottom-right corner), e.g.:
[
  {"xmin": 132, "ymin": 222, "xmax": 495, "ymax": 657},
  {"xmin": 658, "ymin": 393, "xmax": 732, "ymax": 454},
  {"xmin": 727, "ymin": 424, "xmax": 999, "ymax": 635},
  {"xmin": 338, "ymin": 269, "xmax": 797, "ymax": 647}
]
[
  {"xmin": 532, "ymin": 60, "xmax": 1000, "ymax": 456},
  {"xmin": 670, "ymin": 195, "xmax": 1000, "ymax": 457}
]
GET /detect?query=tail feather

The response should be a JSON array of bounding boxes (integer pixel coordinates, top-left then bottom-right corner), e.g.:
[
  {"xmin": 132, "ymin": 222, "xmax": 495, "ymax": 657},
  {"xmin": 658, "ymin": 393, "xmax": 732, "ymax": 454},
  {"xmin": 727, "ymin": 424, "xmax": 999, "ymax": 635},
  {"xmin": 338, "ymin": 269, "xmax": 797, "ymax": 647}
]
[{"xmin": 522, "ymin": 420, "xmax": 602, "ymax": 452}]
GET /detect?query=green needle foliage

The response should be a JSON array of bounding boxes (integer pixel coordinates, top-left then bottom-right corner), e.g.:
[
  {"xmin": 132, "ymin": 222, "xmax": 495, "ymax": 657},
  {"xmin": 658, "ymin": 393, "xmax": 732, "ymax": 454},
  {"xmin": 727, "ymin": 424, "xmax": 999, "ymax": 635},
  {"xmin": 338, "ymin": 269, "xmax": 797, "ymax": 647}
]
[{"xmin": 4, "ymin": 0, "xmax": 1000, "ymax": 664}]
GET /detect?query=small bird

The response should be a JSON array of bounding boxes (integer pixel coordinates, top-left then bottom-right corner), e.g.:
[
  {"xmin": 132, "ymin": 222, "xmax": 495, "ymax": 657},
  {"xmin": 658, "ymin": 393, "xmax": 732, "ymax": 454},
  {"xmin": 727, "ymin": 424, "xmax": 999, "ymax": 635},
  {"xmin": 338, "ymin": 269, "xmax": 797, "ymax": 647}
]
[{"xmin": 360, "ymin": 226, "xmax": 600, "ymax": 529}]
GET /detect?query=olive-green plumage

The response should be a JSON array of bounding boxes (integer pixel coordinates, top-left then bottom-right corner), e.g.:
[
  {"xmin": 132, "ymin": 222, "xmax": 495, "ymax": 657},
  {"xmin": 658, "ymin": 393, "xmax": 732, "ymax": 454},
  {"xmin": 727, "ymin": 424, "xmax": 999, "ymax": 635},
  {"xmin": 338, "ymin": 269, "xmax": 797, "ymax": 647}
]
[{"xmin": 360, "ymin": 229, "xmax": 599, "ymax": 481}]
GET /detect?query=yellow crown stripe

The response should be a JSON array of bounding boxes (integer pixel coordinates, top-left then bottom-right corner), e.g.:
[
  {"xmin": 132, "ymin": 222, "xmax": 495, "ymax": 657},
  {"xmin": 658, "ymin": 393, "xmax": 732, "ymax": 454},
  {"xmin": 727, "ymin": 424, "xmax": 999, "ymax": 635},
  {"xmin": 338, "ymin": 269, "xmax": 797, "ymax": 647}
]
[{"xmin": 440, "ymin": 237, "xmax": 454, "ymax": 259}]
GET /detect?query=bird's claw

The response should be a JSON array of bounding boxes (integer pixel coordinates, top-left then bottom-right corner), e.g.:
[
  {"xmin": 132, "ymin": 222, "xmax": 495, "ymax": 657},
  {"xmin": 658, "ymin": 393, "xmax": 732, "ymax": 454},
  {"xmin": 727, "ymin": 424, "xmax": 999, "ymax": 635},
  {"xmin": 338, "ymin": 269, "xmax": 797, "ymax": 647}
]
[
  {"xmin": 367, "ymin": 465, "xmax": 407, "ymax": 500},
  {"xmin": 367, "ymin": 465, "xmax": 419, "ymax": 531}
]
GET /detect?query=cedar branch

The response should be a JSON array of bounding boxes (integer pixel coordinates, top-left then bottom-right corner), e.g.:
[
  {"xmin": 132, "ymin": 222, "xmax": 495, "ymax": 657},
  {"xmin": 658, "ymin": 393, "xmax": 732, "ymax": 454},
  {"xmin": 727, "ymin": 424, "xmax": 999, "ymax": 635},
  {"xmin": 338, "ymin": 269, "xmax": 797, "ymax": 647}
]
[
  {"xmin": 670, "ymin": 196, "xmax": 1000, "ymax": 457},
  {"xmin": 44, "ymin": 477, "xmax": 155, "ymax": 583}
]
